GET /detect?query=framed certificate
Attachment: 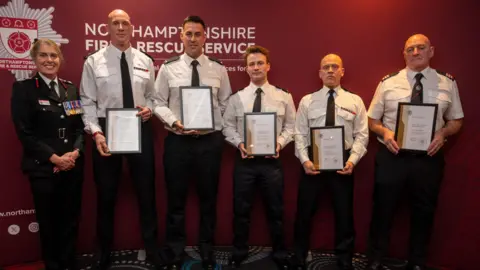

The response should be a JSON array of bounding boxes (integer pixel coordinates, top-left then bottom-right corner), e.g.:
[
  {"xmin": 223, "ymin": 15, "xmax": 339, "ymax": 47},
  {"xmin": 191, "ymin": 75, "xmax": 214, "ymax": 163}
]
[
  {"xmin": 105, "ymin": 108, "xmax": 142, "ymax": 154},
  {"xmin": 244, "ymin": 112, "xmax": 277, "ymax": 156},
  {"xmin": 394, "ymin": 102, "xmax": 438, "ymax": 153},
  {"xmin": 180, "ymin": 86, "xmax": 215, "ymax": 130},
  {"xmin": 310, "ymin": 126, "xmax": 345, "ymax": 171}
]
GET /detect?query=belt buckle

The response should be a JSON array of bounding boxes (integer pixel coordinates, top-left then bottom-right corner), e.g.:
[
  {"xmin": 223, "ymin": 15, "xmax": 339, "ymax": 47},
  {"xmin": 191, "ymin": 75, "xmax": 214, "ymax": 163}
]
[{"xmin": 58, "ymin": 128, "xmax": 66, "ymax": 139}]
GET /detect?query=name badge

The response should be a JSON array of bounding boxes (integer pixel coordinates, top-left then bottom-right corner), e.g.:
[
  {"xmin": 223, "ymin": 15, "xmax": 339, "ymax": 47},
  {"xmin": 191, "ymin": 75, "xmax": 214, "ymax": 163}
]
[
  {"xmin": 38, "ymin": 100, "xmax": 50, "ymax": 105},
  {"xmin": 62, "ymin": 100, "xmax": 84, "ymax": 116}
]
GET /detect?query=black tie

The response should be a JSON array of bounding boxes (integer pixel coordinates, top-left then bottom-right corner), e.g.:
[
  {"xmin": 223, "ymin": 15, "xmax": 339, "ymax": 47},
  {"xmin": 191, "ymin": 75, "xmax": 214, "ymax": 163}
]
[
  {"xmin": 325, "ymin": 89, "xmax": 335, "ymax": 126},
  {"xmin": 121, "ymin": 52, "xmax": 134, "ymax": 108},
  {"xmin": 191, "ymin": 60, "xmax": 200, "ymax": 86},
  {"xmin": 49, "ymin": 80, "xmax": 59, "ymax": 99},
  {"xmin": 411, "ymin": 73, "xmax": 424, "ymax": 104},
  {"xmin": 253, "ymin": 88, "xmax": 262, "ymax": 112}
]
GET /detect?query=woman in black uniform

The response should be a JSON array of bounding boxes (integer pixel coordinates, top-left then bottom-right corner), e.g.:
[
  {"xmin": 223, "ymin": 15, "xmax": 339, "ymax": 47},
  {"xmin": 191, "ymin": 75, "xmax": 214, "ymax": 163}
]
[{"xmin": 10, "ymin": 38, "xmax": 84, "ymax": 270}]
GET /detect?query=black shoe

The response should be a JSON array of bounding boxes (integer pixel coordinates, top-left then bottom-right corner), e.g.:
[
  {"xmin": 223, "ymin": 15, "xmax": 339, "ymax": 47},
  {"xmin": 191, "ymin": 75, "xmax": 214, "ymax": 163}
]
[
  {"xmin": 167, "ymin": 260, "xmax": 183, "ymax": 270},
  {"xmin": 366, "ymin": 259, "xmax": 382, "ymax": 270},
  {"xmin": 202, "ymin": 257, "xmax": 216, "ymax": 270},
  {"xmin": 337, "ymin": 260, "xmax": 354, "ymax": 270},
  {"xmin": 92, "ymin": 253, "xmax": 111, "ymax": 270},
  {"xmin": 406, "ymin": 264, "xmax": 426, "ymax": 270},
  {"xmin": 229, "ymin": 256, "xmax": 246, "ymax": 269},
  {"xmin": 287, "ymin": 257, "xmax": 306, "ymax": 270}
]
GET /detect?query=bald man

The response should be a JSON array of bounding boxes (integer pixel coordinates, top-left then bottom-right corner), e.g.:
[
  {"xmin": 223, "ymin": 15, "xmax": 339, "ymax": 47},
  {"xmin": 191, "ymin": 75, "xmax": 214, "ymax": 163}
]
[
  {"xmin": 80, "ymin": 9, "xmax": 163, "ymax": 269},
  {"xmin": 365, "ymin": 34, "xmax": 463, "ymax": 270},
  {"xmin": 290, "ymin": 54, "xmax": 369, "ymax": 270}
]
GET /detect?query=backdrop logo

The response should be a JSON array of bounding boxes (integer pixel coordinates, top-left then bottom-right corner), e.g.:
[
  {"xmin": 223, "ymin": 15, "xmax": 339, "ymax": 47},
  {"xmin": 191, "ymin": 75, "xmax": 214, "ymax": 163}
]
[
  {"xmin": 7, "ymin": 224, "xmax": 20, "ymax": 235},
  {"xmin": 0, "ymin": 0, "xmax": 69, "ymax": 80}
]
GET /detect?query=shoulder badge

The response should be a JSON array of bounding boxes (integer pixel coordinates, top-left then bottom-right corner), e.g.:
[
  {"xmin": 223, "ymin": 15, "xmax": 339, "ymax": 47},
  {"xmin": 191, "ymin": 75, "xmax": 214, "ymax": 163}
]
[
  {"xmin": 208, "ymin": 56, "xmax": 224, "ymax": 65},
  {"xmin": 59, "ymin": 78, "xmax": 74, "ymax": 85},
  {"xmin": 139, "ymin": 50, "xmax": 155, "ymax": 62},
  {"xmin": 273, "ymin": 85, "xmax": 289, "ymax": 93},
  {"xmin": 164, "ymin": 56, "xmax": 180, "ymax": 65},
  {"xmin": 83, "ymin": 49, "xmax": 100, "ymax": 60},
  {"xmin": 381, "ymin": 71, "xmax": 399, "ymax": 82},
  {"xmin": 436, "ymin": 70, "xmax": 455, "ymax": 81}
]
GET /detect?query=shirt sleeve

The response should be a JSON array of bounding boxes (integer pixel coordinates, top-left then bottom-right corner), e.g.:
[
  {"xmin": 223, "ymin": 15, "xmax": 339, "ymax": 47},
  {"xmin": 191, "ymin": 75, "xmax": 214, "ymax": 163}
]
[
  {"xmin": 144, "ymin": 59, "xmax": 156, "ymax": 111},
  {"xmin": 294, "ymin": 96, "xmax": 311, "ymax": 164},
  {"xmin": 277, "ymin": 93, "xmax": 296, "ymax": 149},
  {"xmin": 367, "ymin": 81, "xmax": 385, "ymax": 120},
  {"xmin": 217, "ymin": 66, "xmax": 232, "ymax": 115},
  {"xmin": 445, "ymin": 80, "xmax": 464, "ymax": 120},
  {"xmin": 222, "ymin": 94, "xmax": 242, "ymax": 148},
  {"xmin": 80, "ymin": 58, "xmax": 102, "ymax": 135},
  {"xmin": 347, "ymin": 96, "xmax": 369, "ymax": 165},
  {"xmin": 153, "ymin": 64, "xmax": 177, "ymax": 127}
]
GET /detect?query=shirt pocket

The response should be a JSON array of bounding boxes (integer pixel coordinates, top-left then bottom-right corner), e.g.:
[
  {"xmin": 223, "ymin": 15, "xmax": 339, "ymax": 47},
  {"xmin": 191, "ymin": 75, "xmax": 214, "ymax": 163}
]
[
  {"xmin": 94, "ymin": 65, "xmax": 119, "ymax": 88},
  {"xmin": 427, "ymin": 88, "xmax": 451, "ymax": 116},
  {"xmin": 133, "ymin": 69, "xmax": 150, "ymax": 89},
  {"xmin": 384, "ymin": 87, "xmax": 410, "ymax": 114},
  {"xmin": 307, "ymin": 108, "xmax": 326, "ymax": 127}
]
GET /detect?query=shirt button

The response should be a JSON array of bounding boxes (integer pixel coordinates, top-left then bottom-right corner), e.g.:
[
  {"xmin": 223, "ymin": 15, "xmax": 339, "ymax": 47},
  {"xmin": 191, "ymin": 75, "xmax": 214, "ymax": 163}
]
[
  {"xmin": 58, "ymin": 103, "xmax": 62, "ymax": 107},
  {"xmin": 60, "ymin": 115, "xmax": 65, "ymax": 119},
  {"xmin": 64, "ymin": 139, "xmax": 68, "ymax": 143}
]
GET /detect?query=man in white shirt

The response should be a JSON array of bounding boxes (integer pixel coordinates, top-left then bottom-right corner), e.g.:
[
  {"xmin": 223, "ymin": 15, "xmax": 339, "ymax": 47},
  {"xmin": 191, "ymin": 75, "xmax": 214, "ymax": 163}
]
[
  {"xmin": 153, "ymin": 15, "xmax": 232, "ymax": 269},
  {"xmin": 290, "ymin": 54, "xmax": 369, "ymax": 270},
  {"xmin": 365, "ymin": 34, "xmax": 464, "ymax": 270},
  {"xmin": 80, "ymin": 9, "xmax": 162, "ymax": 270},
  {"xmin": 222, "ymin": 45, "xmax": 295, "ymax": 268}
]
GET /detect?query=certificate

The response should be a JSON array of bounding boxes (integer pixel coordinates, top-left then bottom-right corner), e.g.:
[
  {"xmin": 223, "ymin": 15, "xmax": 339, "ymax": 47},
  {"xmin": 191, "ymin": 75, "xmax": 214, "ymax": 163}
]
[
  {"xmin": 394, "ymin": 103, "xmax": 437, "ymax": 152},
  {"xmin": 310, "ymin": 126, "xmax": 345, "ymax": 171},
  {"xmin": 106, "ymin": 108, "xmax": 141, "ymax": 154},
  {"xmin": 244, "ymin": 112, "xmax": 277, "ymax": 156},
  {"xmin": 180, "ymin": 86, "xmax": 215, "ymax": 130}
]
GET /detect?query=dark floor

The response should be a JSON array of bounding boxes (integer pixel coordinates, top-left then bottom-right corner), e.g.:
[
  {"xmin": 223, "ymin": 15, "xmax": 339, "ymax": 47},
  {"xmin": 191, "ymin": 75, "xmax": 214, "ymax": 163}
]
[{"xmin": 75, "ymin": 247, "xmax": 440, "ymax": 270}]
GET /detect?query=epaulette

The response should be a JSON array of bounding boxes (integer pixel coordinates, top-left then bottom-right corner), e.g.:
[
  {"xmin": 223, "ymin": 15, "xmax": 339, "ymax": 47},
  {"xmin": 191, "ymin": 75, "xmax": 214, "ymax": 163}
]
[
  {"xmin": 436, "ymin": 70, "xmax": 455, "ymax": 81},
  {"xmin": 273, "ymin": 85, "xmax": 289, "ymax": 93},
  {"xmin": 164, "ymin": 56, "xmax": 180, "ymax": 65},
  {"xmin": 208, "ymin": 56, "xmax": 224, "ymax": 65},
  {"xmin": 83, "ymin": 49, "xmax": 100, "ymax": 60},
  {"xmin": 381, "ymin": 71, "xmax": 399, "ymax": 82},
  {"xmin": 139, "ymin": 50, "xmax": 155, "ymax": 62}
]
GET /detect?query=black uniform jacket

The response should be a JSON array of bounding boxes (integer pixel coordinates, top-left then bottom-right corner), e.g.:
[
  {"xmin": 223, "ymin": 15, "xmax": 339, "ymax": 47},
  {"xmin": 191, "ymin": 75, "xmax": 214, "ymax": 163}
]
[{"xmin": 11, "ymin": 73, "xmax": 85, "ymax": 177}]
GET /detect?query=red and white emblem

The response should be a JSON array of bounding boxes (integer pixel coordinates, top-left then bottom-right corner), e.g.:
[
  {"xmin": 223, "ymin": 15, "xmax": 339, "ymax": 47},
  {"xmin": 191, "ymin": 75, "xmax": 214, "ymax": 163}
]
[{"xmin": 0, "ymin": 0, "xmax": 69, "ymax": 80}]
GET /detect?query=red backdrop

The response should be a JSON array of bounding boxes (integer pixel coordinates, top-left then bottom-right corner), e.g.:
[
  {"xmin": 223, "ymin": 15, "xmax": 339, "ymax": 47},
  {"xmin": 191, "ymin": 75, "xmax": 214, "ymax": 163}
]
[{"xmin": 0, "ymin": 0, "xmax": 478, "ymax": 269}]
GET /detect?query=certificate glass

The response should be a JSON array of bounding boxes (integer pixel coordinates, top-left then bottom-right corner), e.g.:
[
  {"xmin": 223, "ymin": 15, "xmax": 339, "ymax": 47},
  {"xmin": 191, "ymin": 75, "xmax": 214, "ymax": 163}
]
[
  {"xmin": 394, "ymin": 102, "xmax": 437, "ymax": 152},
  {"xmin": 106, "ymin": 108, "xmax": 142, "ymax": 154},
  {"xmin": 310, "ymin": 126, "xmax": 345, "ymax": 171},
  {"xmin": 244, "ymin": 112, "xmax": 277, "ymax": 156},
  {"xmin": 180, "ymin": 86, "xmax": 215, "ymax": 130}
]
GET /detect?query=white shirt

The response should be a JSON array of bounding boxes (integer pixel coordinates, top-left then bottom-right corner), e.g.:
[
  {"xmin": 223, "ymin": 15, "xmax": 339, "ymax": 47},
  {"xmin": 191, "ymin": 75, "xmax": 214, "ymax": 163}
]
[
  {"xmin": 295, "ymin": 86, "xmax": 369, "ymax": 165},
  {"xmin": 222, "ymin": 81, "xmax": 296, "ymax": 149},
  {"xmin": 368, "ymin": 67, "xmax": 464, "ymax": 144},
  {"xmin": 153, "ymin": 53, "xmax": 232, "ymax": 134},
  {"xmin": 38, "ymin": 72, "xmax": 59, "ymax": 96},
  {"xmin": 80, "ymin": 44, "xmax": 156, "ymax": 134}
]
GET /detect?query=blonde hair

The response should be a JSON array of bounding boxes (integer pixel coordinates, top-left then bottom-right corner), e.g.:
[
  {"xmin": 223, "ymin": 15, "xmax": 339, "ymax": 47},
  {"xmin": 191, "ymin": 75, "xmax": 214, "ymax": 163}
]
[{"xmin": 29, "ymin": 38, "xmax": 64, "ymax": 63}]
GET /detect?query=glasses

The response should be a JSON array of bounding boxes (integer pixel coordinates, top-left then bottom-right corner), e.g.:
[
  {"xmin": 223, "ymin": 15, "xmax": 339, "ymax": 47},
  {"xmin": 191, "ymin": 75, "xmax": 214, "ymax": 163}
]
[
  {"xmin": 321, "ymin": 64, "xmax": 340, "ymax": 72},
  {"xmin": 37, "ymin": 52, "xmax": 58, "ymax": 60}
]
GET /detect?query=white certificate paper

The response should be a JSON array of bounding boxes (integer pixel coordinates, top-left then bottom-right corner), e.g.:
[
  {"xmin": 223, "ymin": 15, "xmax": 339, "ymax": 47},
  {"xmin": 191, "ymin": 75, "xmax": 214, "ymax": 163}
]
[
  {"xmin": 244, "ymin": 113, "xmax": 277, "ymax": 156},
  {"xmin": 395, "ymin": 103, "xmax": 437, "ymax": 152},
  {"xmin": 311, "ymin": 126, "xmax": 345, "ymax": 171},
  {"xmin": 106, "ymin": 109, "xmax": 141, "ymax": 154},
  {"xmin": 180, "ymin": 86, "xmax": 214, "ymax": 130}
]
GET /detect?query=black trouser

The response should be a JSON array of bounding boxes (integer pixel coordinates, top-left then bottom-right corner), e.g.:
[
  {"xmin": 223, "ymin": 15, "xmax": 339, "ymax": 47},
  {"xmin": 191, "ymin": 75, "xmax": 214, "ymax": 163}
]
[
  {"xmin": 29, "ymin": 162, "xmax": 84, "ymax": 270},
  {"xmin": 367, "ymin": 144, "xmax": 444, "ymax": 266},
  {"xmin": 163, "ymin": 131, "xmax": 224, "ymax": 262},
  {"xmin": 232, "ymin": 153, "xmax": 286, "ymax": 261},
  {"xmin": 293, "ymin": 152, "xmax": 355, "ymax": 265},
  {"xmin": 92, "ymin": 119, "xmax": 158, "ymax": 258}
]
